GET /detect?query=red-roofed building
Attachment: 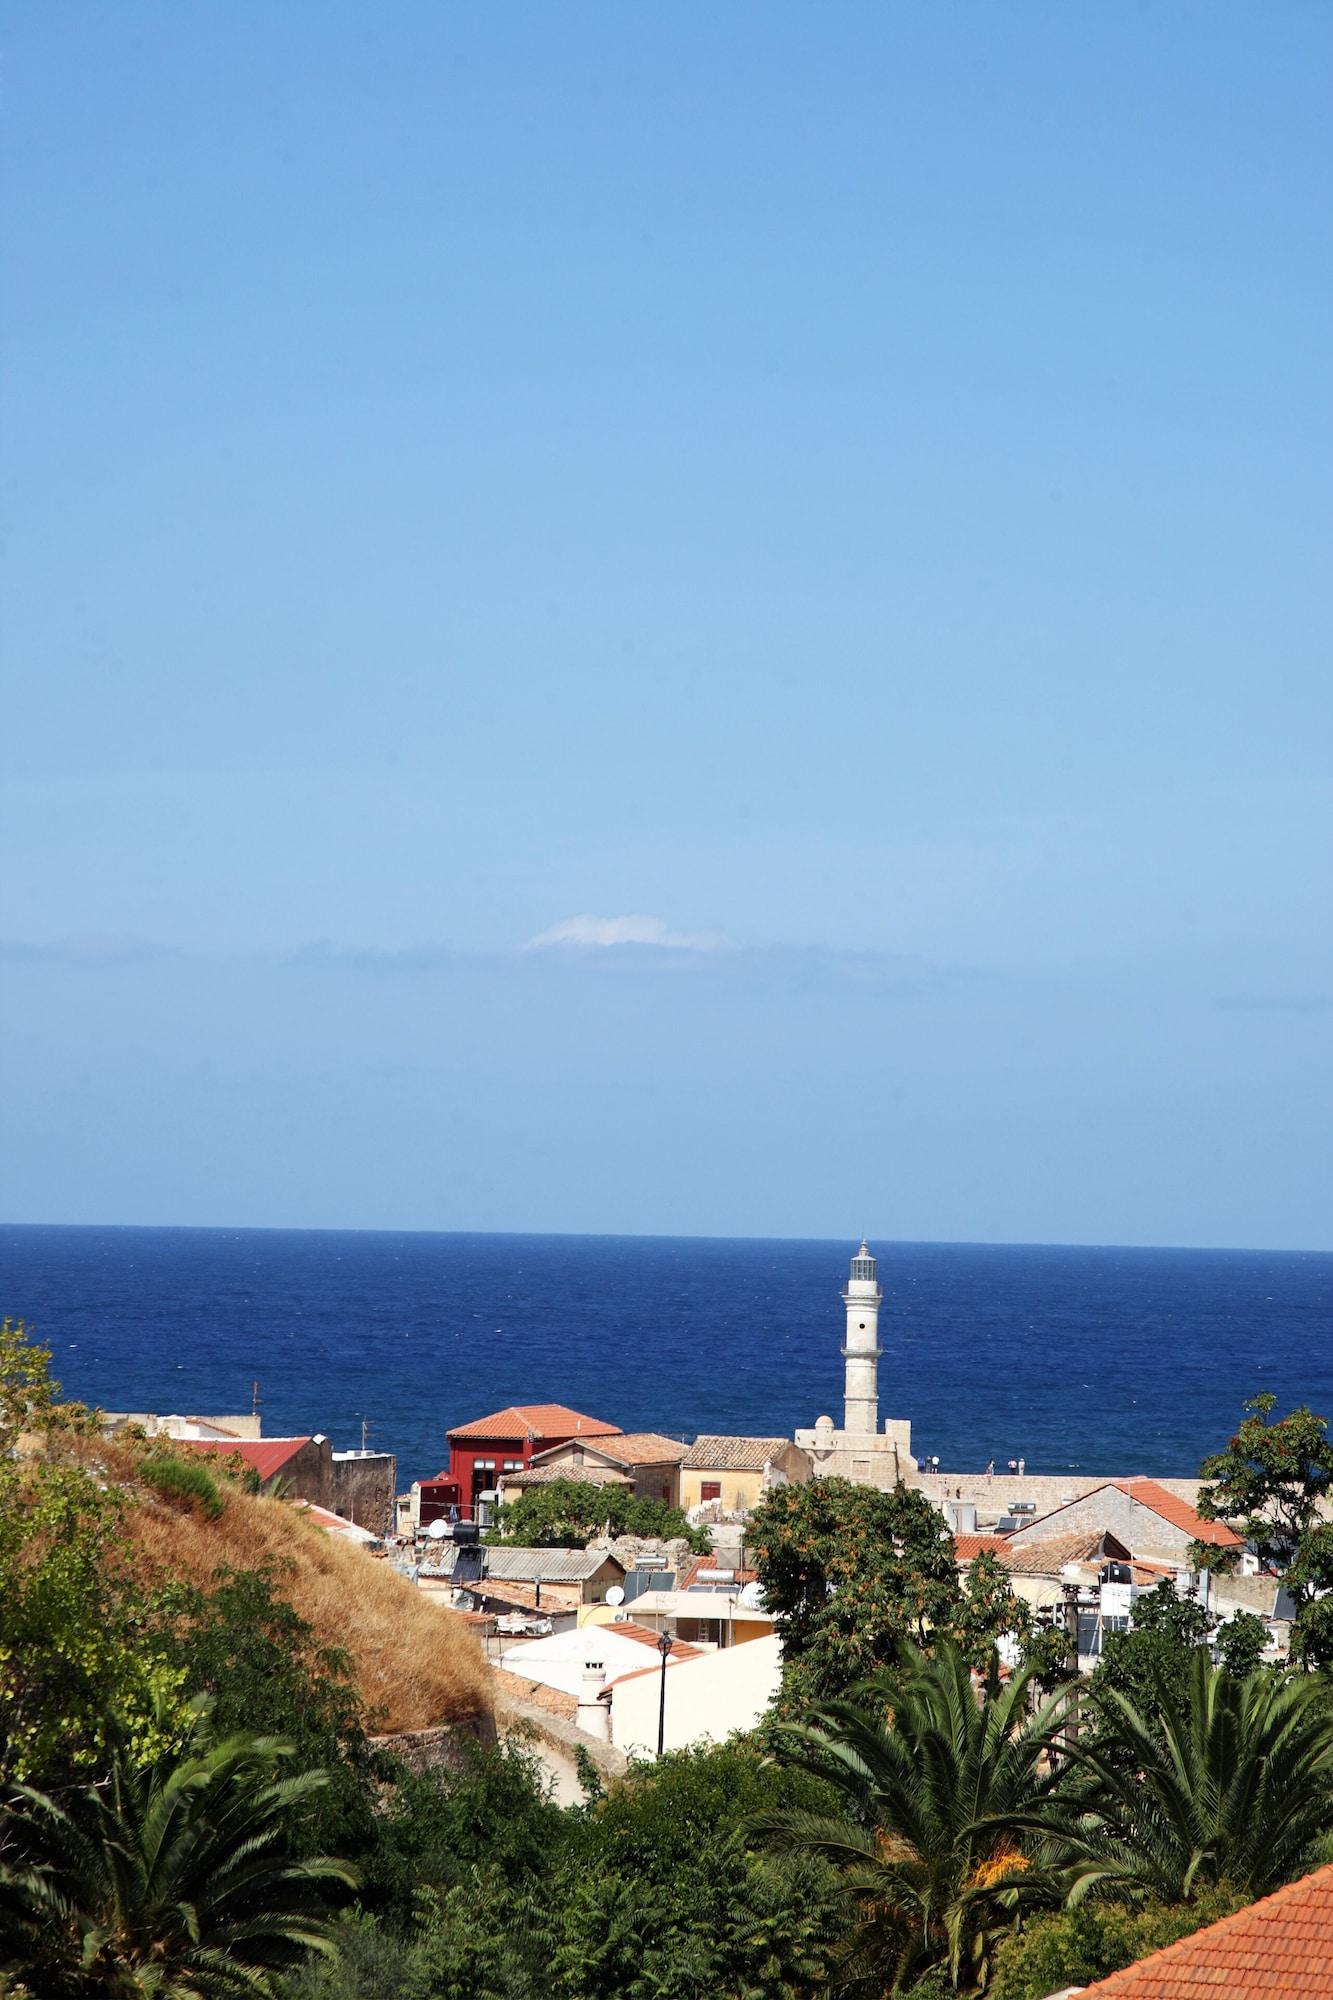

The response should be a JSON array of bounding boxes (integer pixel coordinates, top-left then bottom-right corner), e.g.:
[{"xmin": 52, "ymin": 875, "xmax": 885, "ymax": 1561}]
[
  {"xmin": 180, "ymin": 1434, "xmax": 335, "ymax": 1508},
  {"xmin": 510, "ymin": 1430, "xmax": 688, "ymax": 1507},
  {"xmin": 179, "ymin": 1433, "xmax": 397, "ymax": 1535},
  {"xmin": 1004, "ymin": 1479, "xmax": 1243, "ymax": 1563},
  {"xmin": 425, "ymin": 1403, "xmax": 622, "ymax": 1520},
  {"xmin": 1071, "ymin": 1861, "xmax": 1333, "ymax": 1998}
]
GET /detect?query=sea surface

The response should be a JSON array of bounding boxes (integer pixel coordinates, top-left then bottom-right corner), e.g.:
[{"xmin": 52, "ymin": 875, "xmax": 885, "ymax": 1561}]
[{"xmin": 2, "ymin": 1225, "xmax": 1330, "ymax": 1488}]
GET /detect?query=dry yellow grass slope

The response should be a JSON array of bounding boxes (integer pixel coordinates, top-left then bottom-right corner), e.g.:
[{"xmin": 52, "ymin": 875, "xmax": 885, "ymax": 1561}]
[{"xmin": 120, "ymin": 1469, "xmax": 492, "ymax": 1735}]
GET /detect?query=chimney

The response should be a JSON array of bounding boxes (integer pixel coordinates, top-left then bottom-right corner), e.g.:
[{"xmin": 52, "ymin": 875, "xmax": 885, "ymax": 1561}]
[{"xmin": 577, "ymin": 1662, "xmax": 611, "ymax": 1743}]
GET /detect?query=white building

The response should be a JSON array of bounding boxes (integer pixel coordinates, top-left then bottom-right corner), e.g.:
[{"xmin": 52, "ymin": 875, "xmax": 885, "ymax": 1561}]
[{"xmin": 609, "ymin": 1632, "xmax": 783, "ymax": 1759}]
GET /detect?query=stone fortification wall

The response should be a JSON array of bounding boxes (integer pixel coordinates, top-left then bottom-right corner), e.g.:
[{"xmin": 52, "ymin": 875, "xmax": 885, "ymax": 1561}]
[
  {"xmin": 368, "ymin": 1708, "xmax": 498, "ymax": 1771},
  {"xmin": 332, "ymin": 1451, "xmax": 397, "ymax": 1535}
]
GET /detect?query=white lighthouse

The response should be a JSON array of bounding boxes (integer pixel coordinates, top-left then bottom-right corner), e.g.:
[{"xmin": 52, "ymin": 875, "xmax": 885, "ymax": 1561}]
[
  {"xmin": 796, "ymin": 1237, "xmax": 915, "ymax": 1488},
  {"xmin": 842, "ymin": 1239, "xmax": 883, "ymax": 1435}
]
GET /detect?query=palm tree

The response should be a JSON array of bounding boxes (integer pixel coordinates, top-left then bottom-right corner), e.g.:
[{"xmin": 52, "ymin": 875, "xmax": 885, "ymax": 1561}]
[
  {"xmin": 1066, "ymin": 1650, "xmax": 1333, "ymax": 1902},
  {"xmin": 0, "ymin": 1695, "xmax": 356, "ymax": 1997},
  {"xmin": 751, "ymin": 1640, "xmax": 1081, "ymax": 1993}
]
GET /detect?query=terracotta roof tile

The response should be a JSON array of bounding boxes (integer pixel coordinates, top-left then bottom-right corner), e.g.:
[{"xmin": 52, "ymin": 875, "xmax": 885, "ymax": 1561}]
[
  {"xmin": 682, "ymin": 1435, "xmax": 790, "ymax": 1471},
  {"xmin": 1114, "ymin": 1477, "xmax": 1243, "ymax": 1548},
  {"xmin": 953, "ymin": 1534, "xmax": 1012, "ymax": 1561},
  {"xmin": 605, "ymin": 1634, "xmax": 703, "ymax": 1689},
  {"xmin": 447, "ymin": 1404, "xmax": 621, "ymax": 1443},
  {"xmin": 1075, "ymin": 1862, "xmax": 1333, "ymax": 1997},
  {"xmin": 584, "ymin": 1432, "xmax": 689, "ymax": 1466},
  {"xmin": 1001, "ymin": 1529, "xmax": 1135, "ymax": 1576},
  {"xmin": 179, "ymin": 1437, "xmax": 313, "ymax": 1481},
  {"xmin": 501, "ymin": 1463, "xmax": 630, "ymax": 1489},
  {"xmin": 611, "ymin": 1623, "xmax": 704, "ymax": 1660}
]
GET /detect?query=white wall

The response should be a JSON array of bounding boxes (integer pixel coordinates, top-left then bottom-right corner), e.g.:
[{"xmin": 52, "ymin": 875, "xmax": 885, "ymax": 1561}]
[{"xmin": 610, "ymin": 1633, "xmax": 782, "ymax": 1759}]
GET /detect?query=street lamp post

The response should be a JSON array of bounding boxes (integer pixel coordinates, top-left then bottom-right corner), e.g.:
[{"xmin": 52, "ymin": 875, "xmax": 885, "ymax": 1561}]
[{"xmin": 656, "ymin": 1631, "xmax": 673, "ymax": 1757}]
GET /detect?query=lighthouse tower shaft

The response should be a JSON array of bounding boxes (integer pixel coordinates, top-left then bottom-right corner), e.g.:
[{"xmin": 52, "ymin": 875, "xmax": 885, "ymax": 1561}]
[{"xmin": 841, "ymin": 1241, "xmax": 883, "ymax": 1435}]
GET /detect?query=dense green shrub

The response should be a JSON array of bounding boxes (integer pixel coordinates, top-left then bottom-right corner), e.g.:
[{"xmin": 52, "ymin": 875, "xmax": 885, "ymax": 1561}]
[
  {"xmin": 988, "ymin": 1888, "xmax": 1250, "ymax": 2000},
  {"xmin": 141, "ymin": 1451, "xmax": 226, "ymax": 1518},
  {"xmin": 143, "ymin": 1562, "xmax": 378, "ymax": 1866}
]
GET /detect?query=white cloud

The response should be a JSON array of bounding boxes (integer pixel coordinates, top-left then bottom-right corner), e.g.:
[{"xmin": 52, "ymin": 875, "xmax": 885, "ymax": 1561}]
[{"xmin": 524, "ymin": 913, "xmax": 729, "ymax": 953}]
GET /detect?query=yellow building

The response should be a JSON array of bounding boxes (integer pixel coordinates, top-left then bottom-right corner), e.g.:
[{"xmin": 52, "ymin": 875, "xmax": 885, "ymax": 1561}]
[{"xmin": 679, "ymin": 1435, "xmax": 811, "ymax": 1515}]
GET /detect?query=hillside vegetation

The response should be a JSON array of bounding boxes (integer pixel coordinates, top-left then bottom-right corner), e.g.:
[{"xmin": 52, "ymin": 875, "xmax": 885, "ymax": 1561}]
[{"xmin": 118, "ymin": 1453, "xmax": 491, "ymax": 1734}]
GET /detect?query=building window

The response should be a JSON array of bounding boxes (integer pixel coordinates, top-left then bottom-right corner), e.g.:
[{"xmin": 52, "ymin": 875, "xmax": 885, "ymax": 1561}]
[
  {"xmin": 701, "ymin": 1480, "xmax": 721, "ymax": 1502},
  {"xmin": 502, "ymin": 1459, "xmax": 523, "ymax": 1472}
]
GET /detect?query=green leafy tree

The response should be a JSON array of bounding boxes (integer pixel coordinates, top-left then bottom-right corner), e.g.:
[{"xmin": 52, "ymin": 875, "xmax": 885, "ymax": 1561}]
[
  {"xmin": 752, "ymin": 1640, "xmax": 1082, "ymax": 1993},
  {"xmin": 554, "ymin": 1738, "xmax": 842, "ymax": 2000},
  {"xmin": 1194, "ymin": 1393, "xmax": 1333, "ymax": 1668},
  {"xmin": 144, "ymin": 1563, "xmax": 378, "ymax": 1869},
  {"xmin": 1091, "ymin": 1578, "xmax": 1213, "ymax": 1727},
  {"xmin": 748, "ymin": 1479, "xmax": 963, "ymax": 1703},
  {"xmin": 952, "ymin": 1553, "xmax": 1034, "ymax": 1674},
  {"xmin": 1070, "ymin": 1651, "xmax": 1333, "ymax": 1901},
  {"xmin": 0, "ymin": 1695, "xmax": 356, "ymax": 1998},
  {"xmin": 1215, "ymin": 1610, "xmax": 1270, "ymax": 1679},
  {"xmin": 360, "ymin": 1735, "xmax": 564, "ymax": 1922},
  {"xmin": 0, "ymin": 1321, "xmax": 186, "ymax": 1786},
  {"xmin": 488, "ymin": 1478, "xmax": 709, "ymax": 1553}
]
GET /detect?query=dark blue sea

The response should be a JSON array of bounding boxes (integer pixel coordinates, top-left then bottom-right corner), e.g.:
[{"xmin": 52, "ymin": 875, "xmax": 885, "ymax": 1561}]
[{"xmin": 2, "ymin": 1226, "xmax": 1330, "ymax": 1488}]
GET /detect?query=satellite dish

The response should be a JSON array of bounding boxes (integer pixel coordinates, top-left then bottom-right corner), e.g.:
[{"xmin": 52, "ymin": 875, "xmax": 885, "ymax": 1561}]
[
  {"xmin": 738, "ymin": 1582, "xmax": 767, "ymax": 1612},
  {"xmin": 427, "ymin": 1519, "xmax": 449, "ymax": 1540},
  {"xmin": 605, "ymin": 1585, "xmax": 625, "ymax": 1606}
]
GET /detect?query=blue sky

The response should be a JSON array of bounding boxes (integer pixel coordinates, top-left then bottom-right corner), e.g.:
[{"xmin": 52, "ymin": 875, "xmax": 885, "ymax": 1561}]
[{"xmin": 2, "ymin": 4, "xmax": 1330, "ymax": 1248}]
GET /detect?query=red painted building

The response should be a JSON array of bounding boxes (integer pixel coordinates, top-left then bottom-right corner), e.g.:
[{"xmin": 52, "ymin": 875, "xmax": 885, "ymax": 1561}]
[{"xmin": 419, "ymin": 1403, "xmax": 621, "ymax": 1522}]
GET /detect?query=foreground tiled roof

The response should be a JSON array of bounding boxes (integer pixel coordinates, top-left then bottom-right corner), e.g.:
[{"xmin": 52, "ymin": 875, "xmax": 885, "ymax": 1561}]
[
  {"xmin": 179, "ymin": 1436, "xmax": 313, "ymax": 1481},
  {"xmin": 682, "ymin": 1434, "xmax": 791, "ymax": 1471},
  {"xmin": 1114, "ymin": 1477, "xmax": 1243, "ymax": 1548},
  {"xmin": 1074, "ymin": 1862, "xmax": 1333, "ymax": 1997},
  {"xmin": 447, "ymin": 1404, "xmax": 622, "ymax": 1442}
]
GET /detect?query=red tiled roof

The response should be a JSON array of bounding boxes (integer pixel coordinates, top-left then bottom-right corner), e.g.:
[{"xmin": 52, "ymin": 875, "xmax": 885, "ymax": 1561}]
[
  {"xmin": 575, "ymin": 1432, "xmax": 688, "ymax": 1466},
  {"xmin": 1075, "ymin": 1862, "xmax": 1333, "ymax": 1997},
  {"xmin": 612, "ymin": 1623, "xmax": 705, "ymax": 1660},
  {"xmin": 179, "ymin": 1436, "xmax": 313, "ymax": 1481},
  {"xmin": 1114, "ymin": 1478, "xmax": 1243, "ymax": 1548},
  {"xmin": 953, "ymin": 1534, "xmax": 1012, "ymax": 1561},
  {"xmin": 294, "ymin": 1502, "xmax": 374, "ymax": 1540},
  {"xmin": 447, "ymin": 1404, "xmax": 622, "ymax": 1443},
  {"xmin": 606, "ymin": 1633, "xmax": 704, "ymax": 1688}
]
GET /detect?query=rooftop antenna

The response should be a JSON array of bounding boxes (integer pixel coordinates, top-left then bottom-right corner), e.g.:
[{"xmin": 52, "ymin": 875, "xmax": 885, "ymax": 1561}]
[
  {"xmin": 361, "ymin": 1416, "xmax": 373, "ymax": 1451},
  {"xmin": 250, "ymin": 1379, "xmax": 262, "ymax": 1418}
]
